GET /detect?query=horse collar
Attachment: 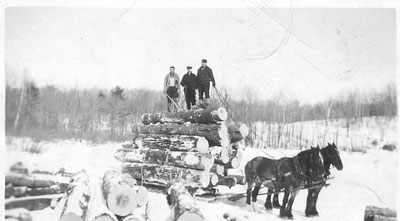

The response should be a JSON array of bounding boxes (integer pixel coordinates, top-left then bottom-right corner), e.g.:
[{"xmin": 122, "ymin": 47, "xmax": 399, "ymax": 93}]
[{"xmin": 292, "ymin": 156, "xmax": 308, "ymax": 179}]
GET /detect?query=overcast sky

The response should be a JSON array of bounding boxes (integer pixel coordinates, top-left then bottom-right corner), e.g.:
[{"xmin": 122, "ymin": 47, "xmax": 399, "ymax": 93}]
[{"xmin": 5, "ymin": 7, "xmax": 396, "ymax": 103}]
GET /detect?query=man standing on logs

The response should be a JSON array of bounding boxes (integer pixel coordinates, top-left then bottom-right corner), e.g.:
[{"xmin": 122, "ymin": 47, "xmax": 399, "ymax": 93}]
[
  {"xmin": 164, "ymin": 66, "xmax": 181, "ymax": 112},
  {"xmin": 197, "ymin": 59, "xmax": 216, "ymax": 108},
  {"xmin": 180, "ymin": 66, "xmax": 197, "ymax": 110}
]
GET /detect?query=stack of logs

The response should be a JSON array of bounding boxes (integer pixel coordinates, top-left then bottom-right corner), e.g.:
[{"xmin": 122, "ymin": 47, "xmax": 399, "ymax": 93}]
[
  {"xmin": 115, "ymin": 107, "xmax": 249, "ymax": 189},
  {"xmin": 5, "ymin": 163, "xmax": 148, "ymax": 221},
  {"xmin": 5, "ymin": 163, "xmax": 72, "ymax": 221}
]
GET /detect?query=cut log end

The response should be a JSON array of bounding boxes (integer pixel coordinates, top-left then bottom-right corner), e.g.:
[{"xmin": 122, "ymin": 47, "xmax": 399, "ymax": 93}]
[
  {"xmin": 200, "ymin": 154, "xmax": 214, "ymax": 169},
  {"xmin": 235, "ymin": 149, "xmax": 243, "ymax": 161},
  {"xmin": 107, "ymin": 186, "xmax": 138, "ymax": 217},
  {"xmin": 216, "ymin": 107, "xmax": 228, "ymax": 121},
  {"xmin": 231, "ymin": 158, "xmax": 241, "ymax": 169},
  {"xmin": 220, "ymin": 148, "xmax": 230, "ymax": 164},
  {"xmin": 239, "ymin": 124, "xmax": 249, "ymax": 137},
  {"xmin": 196, "ymin": 137, "xmax": 210, "ymax": 154},
  {"xmin": 199, "ymin": 172, "xmax": 210, "ymax": 188},
  {"xmin": 216, "ymin": 165, "xmax": 225, "ymax": 176},
  {"xmin": 92, "ymin": 215, "xmax": 116, "ymax": 221},
  {"xmin": 177, "ymin": 213, "xmax": 205, "ymax": 221},
  {"xmin": 59, "ymin": 213, "xmax": 82, "ymax": 221},
  {"xmin": 210, "ymin": 174, "xmax": 219, "ymax": 186}
]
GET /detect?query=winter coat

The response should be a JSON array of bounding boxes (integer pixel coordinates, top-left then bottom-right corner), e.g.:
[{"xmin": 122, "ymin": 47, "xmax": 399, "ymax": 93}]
[
  {"xmin": 164, "ymin": 72, "xmax": 181, "ymax": 95},
  {"xmin": 197, "ymin": 65, "xmax": 215, "ymax": 85},
  {"xmin": 180, "ymin": 72, "xmax": 197, "ymax": 90}
]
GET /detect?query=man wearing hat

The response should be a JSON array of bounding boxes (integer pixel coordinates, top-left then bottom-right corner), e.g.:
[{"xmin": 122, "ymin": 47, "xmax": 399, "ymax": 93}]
[
  {"xmin": 197, "ymin": 59, "xmax": 216, "ymax": 108},
  {"xmin": 180, "ymin": 66, "xmax": 197, "ymax": 110},
  {"xmin": 163, "ymin": 66, "xmax": 181, "ymax": 112}
]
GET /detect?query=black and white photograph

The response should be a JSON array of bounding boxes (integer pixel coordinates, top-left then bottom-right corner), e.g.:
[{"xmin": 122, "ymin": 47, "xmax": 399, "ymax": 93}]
[{"xmin": 2, "ymin": 1, "xmax": 399, "ymax": 220}]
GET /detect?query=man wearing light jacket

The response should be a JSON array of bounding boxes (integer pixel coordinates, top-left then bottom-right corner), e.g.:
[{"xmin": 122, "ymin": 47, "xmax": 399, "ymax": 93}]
[
  {"xmin": 197, "ymin": 59, "xmax": 216, "ymax": 108},
  {"xmin": 164, "ymin": 66, "xmax": 181, "ymax": 112}
]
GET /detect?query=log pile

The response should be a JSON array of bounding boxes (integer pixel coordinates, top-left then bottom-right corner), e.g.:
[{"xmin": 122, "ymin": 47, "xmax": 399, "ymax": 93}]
[
  {"xmin": 364, "ymin": 206, "xmax": 397, "ymax": 221},
  {"xmin": 116, "ymin": 107, "xmax": 249, "ymax": 190},
  {"xmin": 5, "ymin": 163, "xmax": 149, "ymax": 221},
  {"xmin": 5, "ymin": 163, "xmax": 73, "ymax": 220}
]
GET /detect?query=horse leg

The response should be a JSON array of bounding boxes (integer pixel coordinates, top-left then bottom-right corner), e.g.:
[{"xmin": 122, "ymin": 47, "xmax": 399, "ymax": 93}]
[
  {"xmin": 246, "ymin": 182, "xmax": 253, "ymax": 205},
  {"xmin": 305, "ymin": 189, "xmax": 315, "ymax": 216},
  {"xmin": 252, "ymin": 184, "xmax": 261, "ymax": 203},
  {"xmin": 279, "ymin": 188, "xmax": 290, "ymax": 218},
  {"xmin": 264, "ymin": 189, "xmax": 273, "ymax": 210},
  {"xmin": 286, "ymin": 188, "xmax": 300, "ymax": 219},
  {"xmin": 273, "ymin": 193, "xmax": 281, "ymax": 208},
  {"xmin": 311, "ymin": 186, "xmax": 322, "ymax": 215}
]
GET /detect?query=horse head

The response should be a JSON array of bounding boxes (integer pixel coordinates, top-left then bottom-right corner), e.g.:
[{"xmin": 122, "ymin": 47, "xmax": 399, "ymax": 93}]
[
  {"xmin": 307, "ymin": 146, "xmax": 325, "ymax": 179},
  {"xmin": 324, "ymin": 142, "xmax": 343, "ymax": 171}
]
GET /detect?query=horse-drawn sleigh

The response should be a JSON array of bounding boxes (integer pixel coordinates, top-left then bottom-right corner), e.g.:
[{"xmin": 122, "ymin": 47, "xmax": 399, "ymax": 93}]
[{"xmin": 196, "ymin": 143, "xmax": 343, "ymax": 219}]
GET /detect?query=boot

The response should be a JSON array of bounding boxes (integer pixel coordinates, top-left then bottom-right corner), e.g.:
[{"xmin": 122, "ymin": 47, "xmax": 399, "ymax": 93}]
[
  {"xmin": 205, "ymin": 98, "xmax": 210, "ymax": 108},
  {"xmin": 199, "ymin": 99, "xmax": 204, "ymax": 108},
  {"xmin": 167, "ymin": 102, "xmax": 171, "ymax": 112}
]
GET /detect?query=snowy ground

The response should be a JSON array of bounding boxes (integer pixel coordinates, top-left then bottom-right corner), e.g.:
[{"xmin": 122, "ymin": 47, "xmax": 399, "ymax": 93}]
[{"xmin": 5, "ymin": 137, "xmax": 398, "ymax": 221}]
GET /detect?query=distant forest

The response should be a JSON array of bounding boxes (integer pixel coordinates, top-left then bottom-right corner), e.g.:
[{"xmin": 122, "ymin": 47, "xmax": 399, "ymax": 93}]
[{"xmin": 5, "ymin": 81, "xmax": 397, "ymax": 142}]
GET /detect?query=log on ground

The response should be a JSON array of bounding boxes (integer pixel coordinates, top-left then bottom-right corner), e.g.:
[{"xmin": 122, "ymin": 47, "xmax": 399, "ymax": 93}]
[
  {"xmin": 9, "ymin": 162, "xmax": 76, "ymax": 177},
  {"xmin": 5, "ymin": 184, "xmax": 65, "ymax": 198},
  {"xmin": 5, "ymin": 208, "xmax": 32, "ymax": 221},
  {"xmin": 228, "ymin": 123, "xmax": 249, "ymax": 143},
  {"xmin": 5, "ymin": 194, "xmax": 64, "ymax": 211},
  {"xmin": 115, "ymin": 149, "xmax": 214, "ymax": 171},
  {"xmin": 122, "ymin": 163, "xmax": 212, "ymax": 188},
  {"xmin": 87, "ymin": 181, "xmax": 118, "ymax": 221},
  {"xmin": 166, "ymin": 182, "xmax": 205, "ymax": 221},
  {"xmin": 137, "ymin": 124, "xmax": 229, "ymax": 147},
  {"xmin": 59, "ymin": 170, "xmax": 91, "ymax": 221},
  {"xmin": 134, "ymin": 134, "xmax": 209, "ymax": 153},
  {"xmin": 6, "ymin": 172, "xmax": 71, "ymax": 188},
  {"xmin": 102, "ymin": 170, "xmax": 138, "ymax": 217},
  {"xmin": 142, "ymin": 107, "xmax": 228, "ymax": 124},
  {"xmin": 364, "ymin": 206, "xmax": 396, "ymax": 221}
]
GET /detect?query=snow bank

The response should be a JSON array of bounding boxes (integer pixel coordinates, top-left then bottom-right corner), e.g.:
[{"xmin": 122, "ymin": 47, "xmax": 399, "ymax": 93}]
[{"xmin": 5, "ymin": 137, "xmax": 398, "ymax": 221}]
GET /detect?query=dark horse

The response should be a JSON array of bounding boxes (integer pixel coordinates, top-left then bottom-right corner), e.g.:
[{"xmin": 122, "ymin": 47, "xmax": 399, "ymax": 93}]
[
  {"xmin": 262, "ymin": 143, "xmax": 344, "ymax": 217},
  {"xmin": 305, "ymin": 142, "xmax": 343, "ymax": 216},
  {"xmin": 245, "ymin": 147, "xmax": 325, "ymax": 218}
]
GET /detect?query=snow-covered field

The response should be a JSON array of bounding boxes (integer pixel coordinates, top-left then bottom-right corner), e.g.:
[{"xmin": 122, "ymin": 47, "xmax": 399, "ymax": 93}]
[
  {"xmin": 5, "ymin": 137, "xmax": 398, "ymax": 221},
  {"xmin": 250, "ymin": 117, "xmax": 397, "ymax": 152}
]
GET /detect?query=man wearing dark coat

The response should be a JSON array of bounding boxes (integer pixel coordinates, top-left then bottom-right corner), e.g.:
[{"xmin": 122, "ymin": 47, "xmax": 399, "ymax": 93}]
[
  {"xmin": 197, "ymin": 59, "xmax": 216, "ymax": 108},
  {"xmin": 180, "ymin": 66, "xmax": 197, "ymax": 110}
]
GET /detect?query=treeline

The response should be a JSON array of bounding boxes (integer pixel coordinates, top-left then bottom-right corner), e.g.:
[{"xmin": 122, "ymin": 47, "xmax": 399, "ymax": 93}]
[
  {"xmin": 228, "ymin": 83, "xmax": 397, "ymax": 124},
  {"xmin": 5, "ymin": 81, "xmax": 397, "ymax": 142}
]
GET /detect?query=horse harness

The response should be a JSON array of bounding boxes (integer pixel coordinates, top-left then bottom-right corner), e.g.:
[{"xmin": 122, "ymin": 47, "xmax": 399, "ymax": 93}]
[{"xmin": 256, "ymin": 156, "xmax": 309, "ymax": 189}]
